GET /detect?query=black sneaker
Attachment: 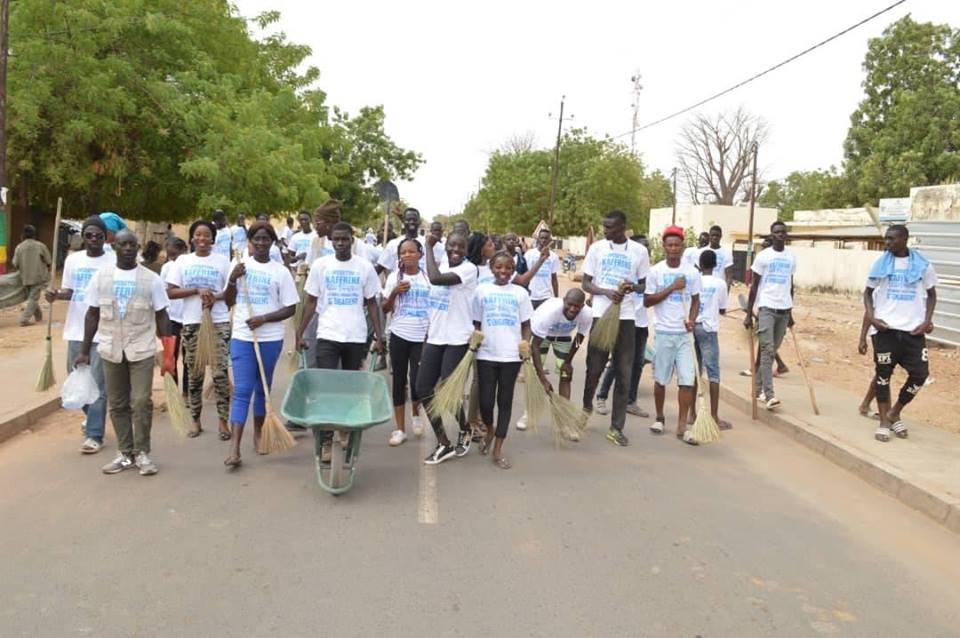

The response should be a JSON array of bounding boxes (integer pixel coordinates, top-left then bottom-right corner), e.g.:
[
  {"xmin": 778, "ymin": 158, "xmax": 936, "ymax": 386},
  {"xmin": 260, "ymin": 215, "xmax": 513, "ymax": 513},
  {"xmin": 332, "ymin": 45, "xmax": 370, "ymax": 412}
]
[
  {"xmin": 424, "ymin": 444, "xmax": 456, "ymax": 465},
  {"xmin": 606, "ymin": 429, "xmax": 629, "ymax": 447},
  {"xmin": 455, "ymin": 430, "xmax": 471, "ymax": 457}
]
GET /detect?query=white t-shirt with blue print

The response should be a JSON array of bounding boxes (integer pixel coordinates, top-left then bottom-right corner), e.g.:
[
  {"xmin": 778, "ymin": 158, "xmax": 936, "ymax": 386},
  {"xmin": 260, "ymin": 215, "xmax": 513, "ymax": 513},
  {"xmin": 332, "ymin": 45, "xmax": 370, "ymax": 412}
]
[
  {"xmin": 582, "ymin": 240, "xmax": 650, "ymax": 320},
  {"xmin": 232, "ymin": 257, "xmax": 299, "ymax": 343},
  {"xmin": 472, "ymin": 282, "xmax": 534, "ymax": 362},
  {"xmin": 305, "ymin": 254, "xmax": 381, "ymax": 344},
  {"xmin": 646, "ymin": 261, "xmax": 701, "ymax": 335},
  {"xmin": 164, "ymin": 252, "xmax": 232, "ymax": 324},
  {"xmin": 523, "ymin": 249, "xmax": 560, "ymax": 301},
  {"xmin": 383, "ymin": 270, "xmax": 431, "ymax": 342},
  {"xmin": 696, "ymin": 274, "xmax": 728, "ymax": 333},
  {"xmin": 427, "ymin": 260, "xmax": 478, "ymax": 346},
  {"xmin": 62, "ymin": 251, "xmax": 113, "ymax": 342},
  {"xmin": 866, "ymin": 256, "xmax": 937, "ymax": 333},
  {"xmin": 751, "ymin": 247, "xmax": 796, "ymax": 310}
]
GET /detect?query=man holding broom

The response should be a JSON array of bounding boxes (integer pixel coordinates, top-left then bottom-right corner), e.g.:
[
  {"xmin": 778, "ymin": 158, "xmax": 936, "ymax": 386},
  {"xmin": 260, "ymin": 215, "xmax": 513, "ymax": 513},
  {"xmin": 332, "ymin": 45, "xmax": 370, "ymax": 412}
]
[
  {"xmin": 75, "ymin": 229, "xmax": 175, "ymax": 476},
  {"xmin": 45, "ymin": 216, "xmax": 113, "ymax": 454},
  {"xmin": 581, "ymin": 209, "xmax": 650, "ymax": 447},
  {"xmin": 645, "ymin": 225, "xmax": 701, "ymax": 443}
]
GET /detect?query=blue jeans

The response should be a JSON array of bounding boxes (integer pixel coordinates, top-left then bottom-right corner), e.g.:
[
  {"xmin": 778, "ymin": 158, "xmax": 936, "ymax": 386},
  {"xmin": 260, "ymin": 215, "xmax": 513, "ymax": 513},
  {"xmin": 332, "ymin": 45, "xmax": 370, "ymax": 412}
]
[
  {"xmin": 67, "ymin": 340, "xmax": 107, "ymax": 442},
  {"xmin": 597, "ymin": 326, "xmax": 648, "ymax": 404},
  {"xmin": 693, "ymin": 325, "xmax": 720, "ymax": 383},
  {"xmin": 653, "ymin": 332, "xmax": 696, "ymax": 387},
  {"xmin": 229, "ymin": 339, "xmax": 283, "ymax": 426}
]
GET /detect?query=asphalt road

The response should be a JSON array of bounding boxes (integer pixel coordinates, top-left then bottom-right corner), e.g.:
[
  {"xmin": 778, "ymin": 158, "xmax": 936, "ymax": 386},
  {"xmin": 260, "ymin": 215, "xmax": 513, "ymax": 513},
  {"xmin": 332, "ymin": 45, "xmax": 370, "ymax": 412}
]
[{"xmin": 2, "ymin": 353, "xmax": 959, "ymax": 637}]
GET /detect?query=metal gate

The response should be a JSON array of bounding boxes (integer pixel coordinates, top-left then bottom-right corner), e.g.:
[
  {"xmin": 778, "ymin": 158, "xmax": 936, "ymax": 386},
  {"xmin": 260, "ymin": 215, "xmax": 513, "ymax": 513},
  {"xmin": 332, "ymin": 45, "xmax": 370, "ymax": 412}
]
[{"xmin": 910, "ymin": 221, "xmax": 960, "ymax": 347}]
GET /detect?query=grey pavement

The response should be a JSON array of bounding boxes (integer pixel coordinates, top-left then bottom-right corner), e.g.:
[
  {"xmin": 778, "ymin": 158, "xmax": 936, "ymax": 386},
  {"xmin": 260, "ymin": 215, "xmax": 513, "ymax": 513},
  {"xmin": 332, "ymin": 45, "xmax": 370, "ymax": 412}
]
[{"xmin": 2, "ymin": 336, "xmax": 960, "ymax": 637}]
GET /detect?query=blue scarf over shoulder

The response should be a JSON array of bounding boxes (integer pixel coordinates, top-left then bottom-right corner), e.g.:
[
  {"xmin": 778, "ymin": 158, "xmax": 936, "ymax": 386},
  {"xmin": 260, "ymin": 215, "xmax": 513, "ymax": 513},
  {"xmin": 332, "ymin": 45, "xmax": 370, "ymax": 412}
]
[{"xmin": 868, "ymin": 248, "xmax": 929, "ymax": 284}]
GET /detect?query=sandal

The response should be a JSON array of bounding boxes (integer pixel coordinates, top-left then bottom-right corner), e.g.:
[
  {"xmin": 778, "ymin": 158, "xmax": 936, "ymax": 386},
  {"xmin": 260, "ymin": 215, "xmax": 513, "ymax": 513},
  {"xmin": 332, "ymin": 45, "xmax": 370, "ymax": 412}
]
[
  {"xmin": 679, "ymin": 430, "xmax": 699, "ymax": 446},
  {"xmin": 718, "ymin": 419, "xmax": 733, "ymax": 431},
  {"xmin": 224, "ymin": 455, "xmax": 242, "ymax": 468},
  {"xmin": 891, "ymin": 421, "xmax": 908, "ymax": 439},
  {"xmin": 493, "ymin": 456, "xmax": 512, "ymax": 470},
  {"xmin": 218, "ymin": 430, "xmax": 232, "ymax": 441},
  {"xmin": 187, "ymin": 424, "xmax": 203, "ymax": 438},
  {"xmin": 480, "ymin": 432, "xmax": 495, "ymax": 456},
  {"xmin": 874, "ymin": 426, "xmax": 891, "ymax": 442}
]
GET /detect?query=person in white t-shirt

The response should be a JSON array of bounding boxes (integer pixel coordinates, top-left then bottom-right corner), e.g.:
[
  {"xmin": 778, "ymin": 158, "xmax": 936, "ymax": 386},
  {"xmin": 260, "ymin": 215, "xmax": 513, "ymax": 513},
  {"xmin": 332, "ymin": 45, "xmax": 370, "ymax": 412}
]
[
  {"xmin": 76, "ymin": 229, "xmax": 174, "ymax": 476},
  {"xmin": 863, "ymin": 224, "xmax": 937, "ymax": 442},
  {"xmin": 165, "ymin": 219, "xmax": 234, "ymax": 439},
  {"xmin": 45, "ymin": 216, "xmax": 113, "ymax": 454},
  {"xmin": 527, "ymin": 289, "xmax": 593, "ymax": 432},
  {"xmin": 428, "ymin": 221, "xmax": 446, "ymax": 262},
  {"xmin": 286, "ymin": 210, "xmax": 316, "ymax": 270},
  {"xmin": 581, "ymin": 209, "xmax": 651, "ymax": 447},
  {"xmin": 596, "ymin": 235, "xmax": 652, "ymax": 419},
  {"xmin": 376, "ymin": 207, "xmax": 423, "ymax": 274},
  {"xmin": 381, "ymin": 238, "xmax": 431, "ymax": 446},
  {"xmin": 283, "ymin": 216, "xmax": 296, "ymax": 245},
  {"xmin": 681, "ymin": 232, "xmax": 710, "ymax": 270},
  {"xmin": 222, "ymin": 221, "xmax": 299, "ymax": 467},
  {"xmin": 691, "ymin": 249, "xmax": 731, "ymax": 430},
  {"xmin": 212, "ymin": 209, "xmax": 233, "ymax": 260},
  {"xmin": 160, "ymin": 236, "xmax": 189, "ymax": 397},
  {"xmin": 230, "ymin": 214, "xmax": 247, "ymax": 253},
  {"xmin": 523, "ymin": 228, "xmax": 560, "ymax": 307},
  {"xmin": 416, "ymin": 231, "xmax": 479, "ymax": 465},
  {"xmin": 744, "ymin": 220, "xmax": 796, "ymax": 410},
  {"xmin": 706, "ymin": 225, "xmax": 734, "ymax": 286},
  {"xmin": 471, "ymin": 251, "xmax": 534, "ymax": 469},
  {"xmin": 645, "ymin": 225, "xmax": 701, "ymax": 443}
]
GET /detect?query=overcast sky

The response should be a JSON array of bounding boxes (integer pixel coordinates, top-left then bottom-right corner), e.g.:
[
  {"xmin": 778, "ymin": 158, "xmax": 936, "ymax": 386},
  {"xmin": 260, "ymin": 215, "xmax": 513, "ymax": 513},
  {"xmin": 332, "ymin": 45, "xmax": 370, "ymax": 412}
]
[{"xmin": 233, "ymin": 0, "xmax": 959, "ymax": 219}]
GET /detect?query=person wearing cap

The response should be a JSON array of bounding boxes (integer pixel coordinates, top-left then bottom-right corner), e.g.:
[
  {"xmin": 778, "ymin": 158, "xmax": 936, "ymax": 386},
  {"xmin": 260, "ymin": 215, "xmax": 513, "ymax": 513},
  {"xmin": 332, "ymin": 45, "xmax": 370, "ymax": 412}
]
[
  {"xmin": 45, "ymin": 217, "xmax": 114, "ymax": 453},
  {"xmin": 12, "ymin": 225, "xmax": 51, "ymax": 326},
  {"xmin": 581, "ymin": 209, "xmax": 650, "ymax": 447},
  {"xmin": 645, "ymin": 225, "xmax": 701, "ymax": 444}
]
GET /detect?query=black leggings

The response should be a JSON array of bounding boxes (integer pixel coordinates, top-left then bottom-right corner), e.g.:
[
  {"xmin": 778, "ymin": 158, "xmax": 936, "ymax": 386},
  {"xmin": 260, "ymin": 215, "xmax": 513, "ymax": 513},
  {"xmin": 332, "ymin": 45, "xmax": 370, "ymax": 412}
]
[
  {"xmin": 476, "ymin": 360, "xmax": 521, "ymax": 439},
  {"xmin": 389, "ymin": 333, "xmax": 423, "ymax": 407},
  {"xmin": 415, "ymin": 343, "xmax": 469, "ymax": 439}
]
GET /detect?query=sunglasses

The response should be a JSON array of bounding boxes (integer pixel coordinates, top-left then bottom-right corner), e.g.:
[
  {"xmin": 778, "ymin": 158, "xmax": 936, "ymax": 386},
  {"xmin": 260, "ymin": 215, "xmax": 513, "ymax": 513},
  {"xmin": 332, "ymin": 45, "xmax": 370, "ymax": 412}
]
[{"xmin": 83, "ymin": 231, "xmax": 105, "ymax": 239}]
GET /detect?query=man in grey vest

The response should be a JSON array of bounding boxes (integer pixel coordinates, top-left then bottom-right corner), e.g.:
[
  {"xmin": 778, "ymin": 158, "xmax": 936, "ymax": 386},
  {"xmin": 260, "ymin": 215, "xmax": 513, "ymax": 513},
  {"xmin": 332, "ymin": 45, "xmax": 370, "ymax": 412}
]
[{"xmin": 75, "ymin": 229, "xmax": 174, "ymax": 476}]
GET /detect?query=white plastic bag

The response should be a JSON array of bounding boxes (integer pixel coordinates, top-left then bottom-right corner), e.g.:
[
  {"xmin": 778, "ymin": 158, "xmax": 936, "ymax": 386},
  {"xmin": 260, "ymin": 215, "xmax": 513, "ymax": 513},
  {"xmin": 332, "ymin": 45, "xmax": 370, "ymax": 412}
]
[{"xmin": 61, "ymin": 364, "xmax": 100, "ymax": 410}]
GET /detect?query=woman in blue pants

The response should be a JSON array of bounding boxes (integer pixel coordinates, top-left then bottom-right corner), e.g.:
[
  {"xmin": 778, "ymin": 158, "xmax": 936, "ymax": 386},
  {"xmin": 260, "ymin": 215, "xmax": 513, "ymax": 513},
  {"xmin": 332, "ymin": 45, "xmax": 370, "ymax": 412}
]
[{"xmin": 223, "ymin": 221, "xmax": 299, "ymax": 467}]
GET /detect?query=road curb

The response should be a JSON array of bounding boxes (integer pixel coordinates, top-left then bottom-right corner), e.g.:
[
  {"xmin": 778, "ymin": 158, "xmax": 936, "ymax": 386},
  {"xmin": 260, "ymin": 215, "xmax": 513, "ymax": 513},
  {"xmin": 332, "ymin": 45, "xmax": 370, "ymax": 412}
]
[
  {"xmin": 719, "ymin": 383, "xmax": 960, "ymax": 535},
  {"xmin": 0, "ymin": 398, "xmax": 62, "ymax": 445}
]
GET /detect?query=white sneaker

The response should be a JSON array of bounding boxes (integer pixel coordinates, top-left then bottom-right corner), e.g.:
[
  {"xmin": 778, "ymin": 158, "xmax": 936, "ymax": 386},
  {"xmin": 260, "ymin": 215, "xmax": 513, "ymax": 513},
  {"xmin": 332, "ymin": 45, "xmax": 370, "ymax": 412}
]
[
  {"xmin": 389, "ymin": 429, "xmax": 407, "ymax": 446},
  {"xmin": 135, "ymin": 452, "xmax": 158, "ymax": 476},
  {"xmin": 516, "ymin": 412, "xmax": 528, "ymax": 431},
  {"xmin": 596, "ymin": 398, "xmax": 609, "ymax": 415},
  {"xmin": 79, "ymin": 438, "xmax": 102, "ymax": 455},
  {"xmin": 649, "ymin": 419, "xmax": 665, "ymax": 434},
  {"xmin": 411, "ymin": 415, "xmax": 425, "ymax": 437},
  {"xmin": 765, "ymin": 397, "xmax": 781, "ymax": 410}
]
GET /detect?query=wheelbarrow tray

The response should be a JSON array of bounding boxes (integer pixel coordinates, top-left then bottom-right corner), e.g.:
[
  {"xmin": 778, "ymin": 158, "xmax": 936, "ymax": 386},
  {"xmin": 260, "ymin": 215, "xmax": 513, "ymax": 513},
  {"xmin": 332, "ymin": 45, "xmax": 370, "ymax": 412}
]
[{"xmin": 280, "ymin": 367, "xmax": 392, "ymax": 430}]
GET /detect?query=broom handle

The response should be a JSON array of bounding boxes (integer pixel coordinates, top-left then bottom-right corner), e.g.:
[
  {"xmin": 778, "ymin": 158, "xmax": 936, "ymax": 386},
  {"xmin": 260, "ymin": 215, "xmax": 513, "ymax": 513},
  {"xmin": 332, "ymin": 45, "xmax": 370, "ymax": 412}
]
[
  {"xmin": 46, "ymin": 198, "xmax": 63, "ymax": 338},
  {"xmin": 241, "ymin": 274, "xmax": 274, "ymax": 410},
  {"xmin": 788, "ymin": 326, "xmax": 820, "ymax": 415},
  {"xmin": 681, "ymin": 297, "xmax": 708, "ymax": 411},
  {"xmin": 748, "ymin": 324, "xmax": 758, "ymax": 420}
]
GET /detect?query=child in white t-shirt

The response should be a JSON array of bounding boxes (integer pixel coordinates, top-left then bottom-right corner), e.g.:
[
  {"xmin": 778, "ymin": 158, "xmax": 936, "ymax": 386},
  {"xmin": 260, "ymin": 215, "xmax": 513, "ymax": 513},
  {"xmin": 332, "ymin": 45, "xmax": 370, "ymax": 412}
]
[
  {"xmin": 472, "ymin": 252, "xmax": 534, "ymax": 469},
  {"xmin": 692, "ymin": 249, "xmax": 731, "ymax": 430}
]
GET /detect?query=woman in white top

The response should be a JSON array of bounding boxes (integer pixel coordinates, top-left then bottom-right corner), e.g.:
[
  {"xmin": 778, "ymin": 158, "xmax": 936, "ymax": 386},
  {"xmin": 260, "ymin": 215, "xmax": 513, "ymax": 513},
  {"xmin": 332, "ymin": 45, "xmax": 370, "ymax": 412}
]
[
  {"xmin": 472, "ymin": 251, "xmax": 534, "ymax": 469},
  {"xmin": 165, "ymin": 220, "xmax": 233, "ymax": 440},
  {"xmin": 160, "ymin": 236, "xmax": 189, "ymax": 397},
  {"xmin": 381, "ymin": 238, "xmax": 431, "ymax": 447},
  {"xmin": 222, "ymin": 222, "xmax": 299, "ymax": 467},
  {"xmin": 417, "ymin": 232, "xmax": 479, "ymax": 466}
]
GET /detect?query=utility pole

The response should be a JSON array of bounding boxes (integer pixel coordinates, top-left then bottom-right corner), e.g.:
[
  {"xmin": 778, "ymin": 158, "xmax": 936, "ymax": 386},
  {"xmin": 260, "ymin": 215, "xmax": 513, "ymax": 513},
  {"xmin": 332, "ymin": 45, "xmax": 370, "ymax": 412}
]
[
  {"xmin": 629, "ymin": 73, "xmax": 642, "ymax": 156},
  {"xmin": 745, "ymin": 140, "xmax": 759, "ymax": 421},
  {"xmin": 547, "ymin": 96, "xmax": 566, "ymax": 229},
  {"xmin": 671, "ymin": 167, "xmax": 678, "ymax": 225}
]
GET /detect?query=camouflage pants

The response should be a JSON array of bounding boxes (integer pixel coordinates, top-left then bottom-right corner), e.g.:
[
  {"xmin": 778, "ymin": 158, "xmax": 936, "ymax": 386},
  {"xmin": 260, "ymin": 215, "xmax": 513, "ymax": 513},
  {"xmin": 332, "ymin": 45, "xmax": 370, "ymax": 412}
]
[{"xmin": 181, "ymin": 321, "xmax": 231, "ymax": 422}]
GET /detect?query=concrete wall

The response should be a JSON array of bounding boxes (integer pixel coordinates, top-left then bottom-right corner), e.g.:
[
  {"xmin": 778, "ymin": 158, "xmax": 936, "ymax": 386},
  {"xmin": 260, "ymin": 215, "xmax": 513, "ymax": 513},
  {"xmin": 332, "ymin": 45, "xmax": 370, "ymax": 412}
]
[
  {"xmin": 649, "ymin": 204, "xmax": 778, "ymax": 237},
  {"xmin": 793, "ymin": 208, "xmax": 871, "ymax": 225},
  {"xmin": 910, "ymin": 184, "xmax": 960, "ymax": 221},
  {"xmin": 791, "ymin": 246, "xmax": 881, "ymax": 293}
]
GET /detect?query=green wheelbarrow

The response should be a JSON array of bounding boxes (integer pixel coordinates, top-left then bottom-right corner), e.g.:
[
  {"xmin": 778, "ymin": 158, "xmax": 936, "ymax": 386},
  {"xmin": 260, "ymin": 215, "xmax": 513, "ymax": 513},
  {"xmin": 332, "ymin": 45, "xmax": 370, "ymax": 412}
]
[{"xmin": 280, "ymin": 354, "xmax": 392, "ymax": 495}]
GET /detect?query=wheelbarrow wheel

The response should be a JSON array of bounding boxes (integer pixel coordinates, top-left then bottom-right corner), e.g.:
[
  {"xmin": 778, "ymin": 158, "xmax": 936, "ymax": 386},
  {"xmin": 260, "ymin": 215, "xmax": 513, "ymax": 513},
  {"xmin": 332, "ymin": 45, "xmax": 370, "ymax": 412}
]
[{"xmin": 330, "ymin": 436, "xmax": 346, "ymax": 491}]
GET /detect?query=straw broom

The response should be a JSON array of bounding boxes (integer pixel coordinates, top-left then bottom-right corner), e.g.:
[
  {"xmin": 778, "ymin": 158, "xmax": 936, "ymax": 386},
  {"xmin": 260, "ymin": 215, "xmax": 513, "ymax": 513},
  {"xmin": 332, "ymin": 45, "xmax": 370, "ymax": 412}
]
[
  {"xmin": 236, "ymin": 277, "xmax": 296, "ymax": 454},
  {"xmin": 684, "ymin": 298, "xmax": 721, "ymax": 445},
  {"xmin": 429, "ymin": 330, "xmax": 483, "ymax": 418},
  {"xmin": 192, "ymin": 307, "xmax": 219, "ymax": 377},
  {"xmin": 288, "ymin": 272, "xmax": 307, "ymax": 372},
  {"xmin": 519, "ymin": 341, "xmax": 549, "ymax": 431},
  {"xmin": 548, "ymin": 392, "xmax": 590, "ymax": 446},
  {"xmin": 36, "ymin": 197, "xmax": 63, "ymax": 392},
  {"xmin": 163, "ymin": 372, "xmax": 191, "ymax": 437},
  {"xmin": 588, "ymin": 281, "xmax": 630, "ymax": 352}
]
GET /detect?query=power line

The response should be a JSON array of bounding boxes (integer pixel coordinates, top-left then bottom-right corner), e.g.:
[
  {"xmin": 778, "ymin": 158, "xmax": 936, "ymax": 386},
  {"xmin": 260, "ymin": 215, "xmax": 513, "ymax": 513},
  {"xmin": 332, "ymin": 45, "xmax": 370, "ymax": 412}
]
[{"xmin": 612, "ymin": 0, "xmax": 908, "ymax": 138}]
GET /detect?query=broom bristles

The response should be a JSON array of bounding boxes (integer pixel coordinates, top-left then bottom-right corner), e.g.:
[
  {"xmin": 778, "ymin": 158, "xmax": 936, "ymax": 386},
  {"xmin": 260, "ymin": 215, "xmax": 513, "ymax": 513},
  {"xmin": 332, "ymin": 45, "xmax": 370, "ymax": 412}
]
[
  {"xmin": 589, "ymin": 301, "xmax": 621, "ymax": 352},
  {"xmin": 257, "ymin": 412, "xmax": 296, "ymax": 454},
  {"xmin": 521, "ymin": 358, "xmax": 549, "ymax": 431},
  {"xmin": 548, "ymin": 392, "xmax": 590, "ymax": 445},
  {"xmin": 163, "ymin": 373, "xmax": 191, "ymax": 437},
  {"xmin": 192, "ymin": 308, "xmax": 219, "ymax": 376},
  {"xmin": 429, "ymin": 330, "xmax": 483, "ymax": 419},
  {"xmin": 35, "ymin": 339, "xmax": 56, "ymax": 392}
]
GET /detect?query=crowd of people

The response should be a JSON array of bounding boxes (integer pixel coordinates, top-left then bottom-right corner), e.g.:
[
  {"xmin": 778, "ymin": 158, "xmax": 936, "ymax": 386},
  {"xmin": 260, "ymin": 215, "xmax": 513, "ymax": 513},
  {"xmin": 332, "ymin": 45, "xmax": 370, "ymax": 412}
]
[{"xmin": 22, "ymin": 201, "xmax": 937, "ymax": 476}]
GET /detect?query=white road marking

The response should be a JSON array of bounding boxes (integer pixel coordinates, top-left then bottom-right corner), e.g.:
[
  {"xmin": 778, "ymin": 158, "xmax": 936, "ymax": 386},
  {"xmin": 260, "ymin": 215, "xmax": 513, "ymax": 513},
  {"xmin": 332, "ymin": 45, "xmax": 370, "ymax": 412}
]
[{"xmin": 418, "ymin": 430, "xmax": 438, "ymax": 524}]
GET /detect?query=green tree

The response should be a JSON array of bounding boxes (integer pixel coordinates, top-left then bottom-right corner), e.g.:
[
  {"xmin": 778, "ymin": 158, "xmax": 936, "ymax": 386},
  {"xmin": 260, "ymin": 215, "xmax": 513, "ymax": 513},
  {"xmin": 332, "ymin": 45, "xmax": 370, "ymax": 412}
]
[
  {"xmin": 759, "ymin": 168, "xmax": 855, "ymax": 219},
  {"xmin": 463, "ymin": 130, "xmax": 672, "ymax": 236},
  {"xmin": 843, "ymin": 16, "xmax": 960, "ymax": 203}
]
